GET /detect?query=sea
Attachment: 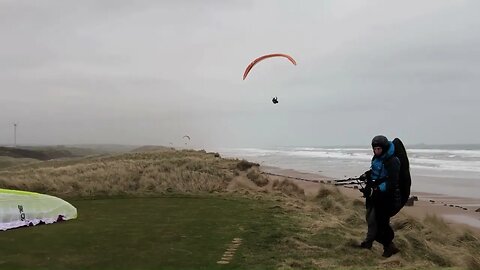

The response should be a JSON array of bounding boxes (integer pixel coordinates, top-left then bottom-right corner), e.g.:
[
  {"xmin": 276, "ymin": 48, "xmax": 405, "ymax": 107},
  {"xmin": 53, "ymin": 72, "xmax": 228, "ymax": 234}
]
[{"xmin": 212, "ymin": 145, "xmax": 480, "ymax": 200}]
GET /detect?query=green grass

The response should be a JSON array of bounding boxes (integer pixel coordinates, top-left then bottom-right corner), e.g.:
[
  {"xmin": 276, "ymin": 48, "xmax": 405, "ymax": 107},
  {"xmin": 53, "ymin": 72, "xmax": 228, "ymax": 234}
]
[{"xmin": 0, "ymin": 195, "xmax": 297, "ymax": 270}]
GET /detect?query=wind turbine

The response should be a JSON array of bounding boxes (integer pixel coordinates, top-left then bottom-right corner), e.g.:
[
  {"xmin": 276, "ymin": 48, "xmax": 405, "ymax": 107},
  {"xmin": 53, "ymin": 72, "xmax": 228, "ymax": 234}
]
[{"xmin": 13, "ymin": 122, "xmax": 18, "ymax": 147}]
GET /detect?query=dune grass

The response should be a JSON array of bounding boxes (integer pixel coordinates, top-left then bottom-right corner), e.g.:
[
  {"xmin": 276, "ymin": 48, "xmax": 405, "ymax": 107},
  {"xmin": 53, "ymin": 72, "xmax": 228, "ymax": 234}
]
[{"xmin": 0, "ymin": 150, "xmax": 238, "ymax": 197}]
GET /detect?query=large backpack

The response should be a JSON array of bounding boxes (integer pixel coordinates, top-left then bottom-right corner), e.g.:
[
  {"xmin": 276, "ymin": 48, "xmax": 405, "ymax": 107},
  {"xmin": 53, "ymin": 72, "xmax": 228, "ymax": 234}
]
[{"xmin": 391, "ymin": 138, "xmax": 411, "ymax": 214}]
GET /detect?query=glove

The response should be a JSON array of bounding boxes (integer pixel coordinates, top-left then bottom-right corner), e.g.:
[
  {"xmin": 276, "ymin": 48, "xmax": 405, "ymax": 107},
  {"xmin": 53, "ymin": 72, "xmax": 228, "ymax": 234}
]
[
  {"xmin": 359, "ymin": 170, "xmax": 371, "ymax": 181},
  {"xmin": 359, "ymin": 187, "xmax": 373, "ymax": 198}
]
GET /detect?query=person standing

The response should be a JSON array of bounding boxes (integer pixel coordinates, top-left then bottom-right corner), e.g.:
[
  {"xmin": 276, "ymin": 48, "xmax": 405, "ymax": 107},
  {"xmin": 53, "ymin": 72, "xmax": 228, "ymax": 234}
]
[{"xmin": 359, "ymin": 135, "xmax": 401, "ymax": 258}]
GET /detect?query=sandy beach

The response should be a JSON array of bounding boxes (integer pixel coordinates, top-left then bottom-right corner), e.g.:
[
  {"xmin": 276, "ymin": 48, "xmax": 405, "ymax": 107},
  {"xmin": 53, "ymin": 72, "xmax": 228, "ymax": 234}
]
[{"xmin": 261, "ymin": 166, "xmax": 480, "ymax": 235}]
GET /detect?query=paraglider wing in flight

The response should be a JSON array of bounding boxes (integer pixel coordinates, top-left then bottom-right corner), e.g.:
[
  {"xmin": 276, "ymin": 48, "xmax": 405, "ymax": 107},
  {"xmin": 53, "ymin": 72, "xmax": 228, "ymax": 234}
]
[{"xmin": 243, "ymin": 53, "xmax": 297, "ymax": 80}]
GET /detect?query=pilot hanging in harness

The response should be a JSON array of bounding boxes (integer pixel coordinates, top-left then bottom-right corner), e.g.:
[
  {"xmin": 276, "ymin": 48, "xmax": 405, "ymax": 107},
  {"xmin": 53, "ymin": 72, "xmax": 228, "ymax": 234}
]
[{"xmin": 272, "ymin": 96, "xmax": 279, "ymax": 104}]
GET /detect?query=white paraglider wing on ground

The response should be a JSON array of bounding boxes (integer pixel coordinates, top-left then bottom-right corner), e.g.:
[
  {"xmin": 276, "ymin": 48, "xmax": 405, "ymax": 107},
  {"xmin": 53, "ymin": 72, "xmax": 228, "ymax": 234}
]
[{"xmin": 0, "ymin": 189, "xmax": 77, "ymax": 231}]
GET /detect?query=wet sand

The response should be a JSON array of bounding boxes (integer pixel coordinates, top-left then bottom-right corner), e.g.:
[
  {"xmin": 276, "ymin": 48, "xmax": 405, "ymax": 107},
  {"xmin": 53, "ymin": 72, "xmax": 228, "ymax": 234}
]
[{"xmin": 261, "ymin": 166, "xmax": 480, "ymax": 234}]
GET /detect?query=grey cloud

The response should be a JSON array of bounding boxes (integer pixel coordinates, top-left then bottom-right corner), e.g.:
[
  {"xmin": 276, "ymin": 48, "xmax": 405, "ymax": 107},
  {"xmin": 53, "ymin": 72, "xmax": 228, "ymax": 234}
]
[{"xmin": 1, "ymin": 0, "xmax": 479, "ymax": 147}]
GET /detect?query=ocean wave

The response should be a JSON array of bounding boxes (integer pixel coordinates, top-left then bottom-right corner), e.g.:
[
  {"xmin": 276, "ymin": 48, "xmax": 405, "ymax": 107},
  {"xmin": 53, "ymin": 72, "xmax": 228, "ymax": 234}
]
[{"xmin": 217, "ymin": 147, "xmax": 480, "ymax": 173}]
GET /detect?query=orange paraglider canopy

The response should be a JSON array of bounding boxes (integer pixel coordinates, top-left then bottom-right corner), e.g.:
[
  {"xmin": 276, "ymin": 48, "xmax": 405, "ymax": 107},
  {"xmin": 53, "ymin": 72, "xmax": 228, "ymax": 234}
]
[{"xmin": 243, "ymin": 53, "xmax": 297, "ymax": 80}]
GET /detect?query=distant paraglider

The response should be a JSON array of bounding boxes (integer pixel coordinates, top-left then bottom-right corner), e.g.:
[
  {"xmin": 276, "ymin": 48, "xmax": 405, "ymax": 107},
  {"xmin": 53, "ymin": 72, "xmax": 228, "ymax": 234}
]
[
  {"xmin": 242, "ymin": 53, "xmax": 297, "ymax": 80},
  {"xmin": 182, "ymin": 135, "xmax": 190, "ymax": 145},
  {"xmin": 272, "ymin": 97, "xmax": 278, "ymax": 104}
]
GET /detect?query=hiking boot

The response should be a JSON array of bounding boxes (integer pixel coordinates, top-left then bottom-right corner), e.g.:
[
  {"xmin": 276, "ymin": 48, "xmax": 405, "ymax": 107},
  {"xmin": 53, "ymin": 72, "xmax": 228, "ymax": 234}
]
[
  {"xmin": 359, "ymin": 240, "xmax": 373, "ymax": 249},
  {"xmin": 382, "ymin": 242, "xmax": 400, "ymax": 257}
]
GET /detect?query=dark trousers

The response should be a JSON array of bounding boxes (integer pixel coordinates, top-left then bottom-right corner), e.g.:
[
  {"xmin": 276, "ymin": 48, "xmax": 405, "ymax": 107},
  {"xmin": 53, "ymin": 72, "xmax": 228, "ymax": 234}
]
[
  {"xmin": 374, "ymin": 207, "xmax": 394, "ymax": 247},
  {"xmin": 365, "ymin": 197, "xmax": 395, "ymax": 248},
  {"xmin": 364, "ymin": 206, "xmax": 377, "ymax": 243}
]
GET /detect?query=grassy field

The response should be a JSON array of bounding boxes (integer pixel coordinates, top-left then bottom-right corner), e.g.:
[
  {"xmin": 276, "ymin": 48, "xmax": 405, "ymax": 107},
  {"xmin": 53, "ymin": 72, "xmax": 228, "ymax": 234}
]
[
  {"xmin": 0, "ymin": 149, "xmax": 479, "ymax": 269},
  {"xmin": 0, "ymin": 195, "xmax": 298, "ymax": 270}
]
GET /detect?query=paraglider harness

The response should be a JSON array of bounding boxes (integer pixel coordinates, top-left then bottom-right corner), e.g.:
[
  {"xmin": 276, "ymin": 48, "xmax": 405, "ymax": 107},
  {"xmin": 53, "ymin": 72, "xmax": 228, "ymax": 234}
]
[
  {"xmin": 272, "ymin": 97, "xmax": 278, "ymax": 104},
  {"xmin": 334, "ymin": 138, "xmax": 411, "ymax": 216}
]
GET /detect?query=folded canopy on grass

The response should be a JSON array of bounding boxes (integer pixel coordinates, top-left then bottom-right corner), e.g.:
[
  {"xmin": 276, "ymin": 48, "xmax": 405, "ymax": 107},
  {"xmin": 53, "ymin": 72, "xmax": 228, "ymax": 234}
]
[{"xmin": 0, "ymin": 188, "xmax": 77, "ymax": 231}]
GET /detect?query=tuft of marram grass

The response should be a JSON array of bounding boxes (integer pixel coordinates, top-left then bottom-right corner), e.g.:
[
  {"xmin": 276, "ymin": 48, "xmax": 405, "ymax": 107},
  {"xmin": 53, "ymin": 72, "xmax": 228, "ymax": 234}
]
[
  {"xmin": 246, "ymin": 168, "xmax": 269, "ymax": 187},
  {"xmin": 313, "ymin": 187, "xmax": 348, "ymax": 213},
  {"xmin": 236, "ymin": 159, "xmax": 259, "ymax": 171},
  {"xmin": 272, "ymin": 179, "xmax": 305, "ymax": 199}
]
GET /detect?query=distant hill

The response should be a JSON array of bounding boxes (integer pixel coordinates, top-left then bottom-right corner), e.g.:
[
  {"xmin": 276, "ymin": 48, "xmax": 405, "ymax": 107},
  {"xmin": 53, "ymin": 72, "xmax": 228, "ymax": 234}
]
[
  {"xmin": 0, "ymin": 156, "xmax": 39, "ymax": 169},
  {"xmin": 131, "ymin": 145, "xmax": 175, "ymax": 152},
  {"xmin": 0, "ymin": 144, "xmax": 141, "ymax": 157},
  {"xmin": 69, "ymin": 144, "xmax": 140, "ymax": 153},
  {"xmin": 0, "ymin": 147, "xmax": 75, "ymax": 161},
  {"xmin": 21, "ymin": 145, "xmax": 109, "ymax": 157}
]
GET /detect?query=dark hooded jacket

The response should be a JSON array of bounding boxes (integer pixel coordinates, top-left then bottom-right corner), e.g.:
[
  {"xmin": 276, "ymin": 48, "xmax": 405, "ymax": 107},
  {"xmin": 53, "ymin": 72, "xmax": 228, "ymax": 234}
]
[{"xmin": 367, "ymin": 141, "xmax": 402, "ymax": 216}]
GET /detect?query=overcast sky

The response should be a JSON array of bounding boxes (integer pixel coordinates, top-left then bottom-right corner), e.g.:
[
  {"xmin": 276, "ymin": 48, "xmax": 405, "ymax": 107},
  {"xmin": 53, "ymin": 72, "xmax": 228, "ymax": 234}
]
[{"xmin": 1, "ymin": 0, "xmax": 479, "ymax": 148}]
